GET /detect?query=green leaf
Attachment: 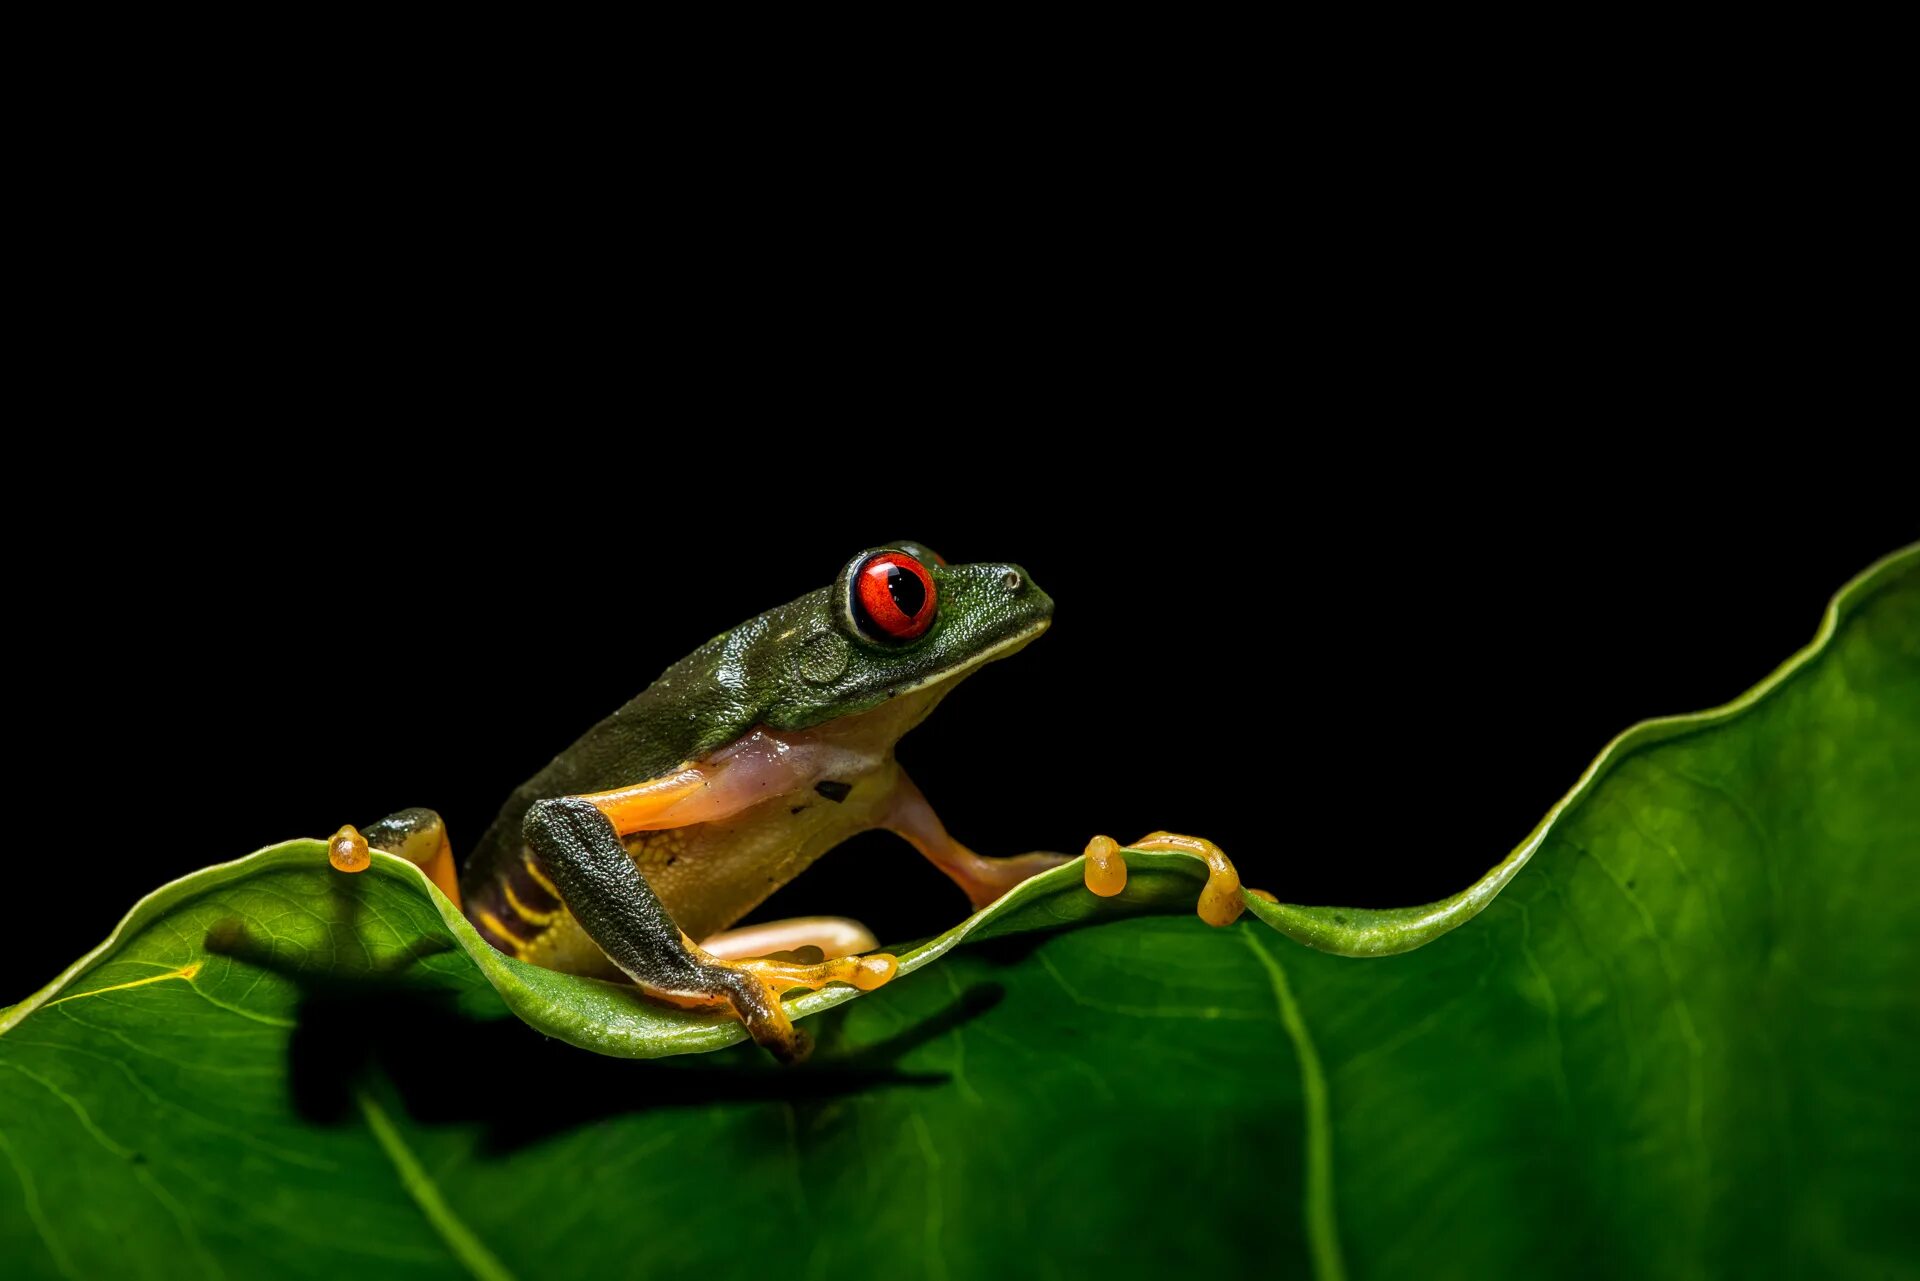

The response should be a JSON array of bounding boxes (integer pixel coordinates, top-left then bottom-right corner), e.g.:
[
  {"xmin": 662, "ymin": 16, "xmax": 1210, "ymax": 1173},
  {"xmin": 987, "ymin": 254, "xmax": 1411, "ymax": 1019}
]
[{"xmin": 2, "ymin": 546, "xmax": 1914, "ymax": 1280}]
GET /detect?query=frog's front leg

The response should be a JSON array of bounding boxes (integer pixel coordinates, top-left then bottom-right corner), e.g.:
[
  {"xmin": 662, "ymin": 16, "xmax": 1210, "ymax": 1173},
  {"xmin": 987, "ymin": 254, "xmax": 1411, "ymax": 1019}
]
[
  {"xmin": 522, "ymin": 798, "xmax": 892, "ymax": 1063},
  {"xmin": 328, "ymin": 806, "xmax": 462, "ymax": 906},
  {"xmin": 876, "ymin": 771, "xmax": 1073, "ymax": 908},
  {"xmin": 879, "ymin": 773, "xmax": 1251, "ymax": 926}
]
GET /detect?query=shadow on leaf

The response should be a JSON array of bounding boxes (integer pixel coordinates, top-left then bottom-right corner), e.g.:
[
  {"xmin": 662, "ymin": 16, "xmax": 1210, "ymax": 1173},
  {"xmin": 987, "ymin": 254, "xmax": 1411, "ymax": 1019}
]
[
  {"xmin": 203, "ymin": 907, "xmax": 1005, "ymax": 1153},
  {"xmin": 285, "ymin": 983, "xmax": 1002, "ymax": 1153}
]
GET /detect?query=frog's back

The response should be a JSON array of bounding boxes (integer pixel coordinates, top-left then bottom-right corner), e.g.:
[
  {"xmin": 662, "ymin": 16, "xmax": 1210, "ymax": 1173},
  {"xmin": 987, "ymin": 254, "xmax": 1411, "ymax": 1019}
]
[{"xmin": 462, "ymin": 631, "xmax": 752, "ymax": 896}]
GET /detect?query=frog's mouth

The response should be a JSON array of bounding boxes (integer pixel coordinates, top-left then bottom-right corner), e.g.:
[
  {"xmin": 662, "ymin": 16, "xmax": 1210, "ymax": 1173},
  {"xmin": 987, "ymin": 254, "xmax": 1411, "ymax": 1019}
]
[{"xmin": 888, "ymin": 617, "xmax": 1050, "ymax": 700}]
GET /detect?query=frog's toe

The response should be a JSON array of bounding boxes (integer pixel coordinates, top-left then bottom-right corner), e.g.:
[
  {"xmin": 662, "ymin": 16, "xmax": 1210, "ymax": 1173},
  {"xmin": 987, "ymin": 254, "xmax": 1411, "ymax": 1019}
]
[
  {"xmin": 1081, "ymin": 831, "xmax": 1245, "ymax": 927},
  {"xmin": 327, "ymin": 808, "xmax": 462, "ymax": 907},
  {"xmin": 1083, "ymin": 834, "xmax": 1126, "ymax": 897},
  {"xmin": 328, "ymin": 825, "xmax": 371, "ymax": 873}
]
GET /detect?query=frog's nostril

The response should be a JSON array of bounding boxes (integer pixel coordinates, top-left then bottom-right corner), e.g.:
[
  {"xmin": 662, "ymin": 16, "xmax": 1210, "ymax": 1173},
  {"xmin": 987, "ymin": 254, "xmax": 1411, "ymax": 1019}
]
[{"xmin": 1001, "ymin": 569, "xmax": 1023, "ymax": 594}]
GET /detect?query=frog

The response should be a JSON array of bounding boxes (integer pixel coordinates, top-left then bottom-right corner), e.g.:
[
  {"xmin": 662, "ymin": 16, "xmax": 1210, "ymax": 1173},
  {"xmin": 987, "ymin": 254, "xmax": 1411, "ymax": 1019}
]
[{"xmin": 326, "ymin": 543, "xmax": 1245, "ymax": 1061}]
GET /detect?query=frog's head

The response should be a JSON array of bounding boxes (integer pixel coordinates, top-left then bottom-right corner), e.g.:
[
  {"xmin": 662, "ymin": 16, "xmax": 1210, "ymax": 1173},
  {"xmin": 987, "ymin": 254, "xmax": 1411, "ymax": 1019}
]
[{"xmin": 748, "ymin": 542, "xmax": 1054, "ymax": 734}]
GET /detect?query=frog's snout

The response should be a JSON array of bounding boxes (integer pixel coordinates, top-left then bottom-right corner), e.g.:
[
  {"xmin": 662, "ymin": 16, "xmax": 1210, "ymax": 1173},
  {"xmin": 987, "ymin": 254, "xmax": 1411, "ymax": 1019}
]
[
  {"xmin": 980, "ymin": 561, "xmax": 1053, "ymax": 643},
  {"xmin": 986, "ymin": 561, "xmax": 1049, "ymax": 616}
]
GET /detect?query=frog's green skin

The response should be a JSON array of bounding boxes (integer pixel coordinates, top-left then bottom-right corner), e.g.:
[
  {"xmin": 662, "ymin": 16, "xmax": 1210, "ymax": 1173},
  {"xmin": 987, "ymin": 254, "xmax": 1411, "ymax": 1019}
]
[{"xmin": 386, "ymin": 544, "xmax": 1056, "ymax": 1061}]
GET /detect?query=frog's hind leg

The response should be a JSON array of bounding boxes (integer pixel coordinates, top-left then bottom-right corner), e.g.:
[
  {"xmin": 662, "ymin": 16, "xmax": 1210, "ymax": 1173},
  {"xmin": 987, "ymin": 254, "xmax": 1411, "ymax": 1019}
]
[
  {"xmin": 328, "ymin": 807, "xmax": 462, "ymax": 908},
  {"xmin": 698, "ymin": 918, "xmax": 896, "ymax": 999},
  {"xmin": 692, "ymin": 930, "xmax": 896, "ymax": 1001},
  {"xmin": 877, "ymin": 771, "xmax": 1071, "ymax": 908},
  {"xmin": 522, "ymin": 798, "xmax": 896, "ymax": 1064}
]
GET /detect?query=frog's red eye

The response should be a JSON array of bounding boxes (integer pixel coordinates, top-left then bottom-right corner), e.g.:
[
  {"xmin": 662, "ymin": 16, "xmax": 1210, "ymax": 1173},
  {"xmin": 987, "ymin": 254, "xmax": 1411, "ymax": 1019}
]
[{"xmin": 852, "ymin": 551, "xmax": 937, "ymax": 642}]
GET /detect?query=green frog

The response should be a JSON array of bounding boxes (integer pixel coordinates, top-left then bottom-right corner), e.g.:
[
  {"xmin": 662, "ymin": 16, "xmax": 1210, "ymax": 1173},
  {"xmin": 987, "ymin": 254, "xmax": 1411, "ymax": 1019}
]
[{"xmin": 328, "ymin": 543, "xmax": 1244, "ymax": 1061}]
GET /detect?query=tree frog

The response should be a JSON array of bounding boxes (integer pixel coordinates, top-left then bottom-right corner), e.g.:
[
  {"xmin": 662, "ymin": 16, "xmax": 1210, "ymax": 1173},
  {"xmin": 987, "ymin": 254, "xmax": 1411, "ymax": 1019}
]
[{"xmin": 328, "ymin": 544, "xmax": 1244, "ymax": 1061}]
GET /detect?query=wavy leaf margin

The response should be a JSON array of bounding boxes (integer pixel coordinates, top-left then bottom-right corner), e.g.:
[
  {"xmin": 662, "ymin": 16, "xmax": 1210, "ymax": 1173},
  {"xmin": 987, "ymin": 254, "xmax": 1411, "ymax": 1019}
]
[{"xmin": 5, "ymin": 543, "xmax": 1914, "ymax": 1057}]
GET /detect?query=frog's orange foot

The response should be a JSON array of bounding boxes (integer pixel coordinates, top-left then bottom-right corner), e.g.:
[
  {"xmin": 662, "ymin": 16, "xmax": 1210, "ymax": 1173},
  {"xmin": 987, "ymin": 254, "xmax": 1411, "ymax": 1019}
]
[
  {"xmin": 326, "ymin": 809, "xmax": 463, "ymax": 907},
  {"xmin": 661, "ymin": 938, "xmax": 901, "ymax": 1065},
  {"xmin": 681, "ymin": 928, "xmax": 896, "ymax": 999},
  {"xmin": 734, "ymin": 950, "xmax": 899, "ymax": 997},
  {"xmin": 1083, "ymin": 830, "xmax": 1246, "ymax": 927}
]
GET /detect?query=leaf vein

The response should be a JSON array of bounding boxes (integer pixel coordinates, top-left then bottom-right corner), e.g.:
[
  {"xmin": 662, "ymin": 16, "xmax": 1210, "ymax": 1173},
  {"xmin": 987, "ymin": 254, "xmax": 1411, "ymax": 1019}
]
[
  {"xmin": 1243, "ymin": 931, "xmax": 1347, "ymax": 1281},
  {"xmin": 0, "ymin": 1122, "xmax": 76, "ymax": 1279},
  {"xmin": 907, "ymin": 1110, "xmax": 948, "ymax": 1281},
  {"xmin": 355, "ymin": 1088, "xmax": 518, "ymax": 1281}
]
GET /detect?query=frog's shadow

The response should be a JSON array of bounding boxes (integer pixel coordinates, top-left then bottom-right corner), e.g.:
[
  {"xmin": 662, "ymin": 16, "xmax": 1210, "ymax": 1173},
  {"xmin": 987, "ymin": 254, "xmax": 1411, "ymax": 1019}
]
[{"xmin": 280, "ymin": 967, "xmax": 1004, "ymax": 1156}]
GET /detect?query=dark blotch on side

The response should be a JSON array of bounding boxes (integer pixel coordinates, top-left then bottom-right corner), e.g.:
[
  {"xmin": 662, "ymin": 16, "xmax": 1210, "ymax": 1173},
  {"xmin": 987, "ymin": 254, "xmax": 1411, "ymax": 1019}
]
[{"xmin": 815, "ymin": 781, "xmax": 852, "ymax": 803}]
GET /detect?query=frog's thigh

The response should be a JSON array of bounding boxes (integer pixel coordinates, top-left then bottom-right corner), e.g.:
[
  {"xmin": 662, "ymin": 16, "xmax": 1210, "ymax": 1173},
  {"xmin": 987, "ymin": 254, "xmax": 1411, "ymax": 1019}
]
[
  {"xmin": 522, "ymin": 798, "xmax": 894, "ymax": 1063},
  {"xmin": 328, "ymin": 807, "xmax": 461, "ymax": 907},
  {"xmin": 875, "ymin": 770, "xmax": 1070, "ymax": 908}
]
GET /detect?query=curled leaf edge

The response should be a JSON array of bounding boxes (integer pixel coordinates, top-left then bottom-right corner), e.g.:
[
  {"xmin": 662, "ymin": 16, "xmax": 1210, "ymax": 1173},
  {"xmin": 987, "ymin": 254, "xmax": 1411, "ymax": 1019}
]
[{"xmin": 6, "ymin": 542, "xmax": 1913, "ymax": 1056}]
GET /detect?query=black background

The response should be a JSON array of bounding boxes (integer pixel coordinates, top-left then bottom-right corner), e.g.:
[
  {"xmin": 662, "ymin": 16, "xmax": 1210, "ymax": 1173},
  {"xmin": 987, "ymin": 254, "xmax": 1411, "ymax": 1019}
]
[
  {"xmin": 10, "ymin": 161, "xmax": 1913, "ymax": 984},
  {"xmin": 13, "ymin": 51, "xmax": 1909, "ymax": 994},
  {"xmin": 14, "ymin": 458, "xmax": 1911, "ymax": 985}
]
